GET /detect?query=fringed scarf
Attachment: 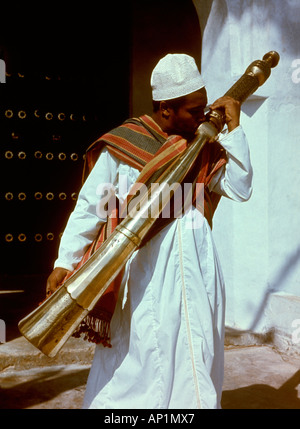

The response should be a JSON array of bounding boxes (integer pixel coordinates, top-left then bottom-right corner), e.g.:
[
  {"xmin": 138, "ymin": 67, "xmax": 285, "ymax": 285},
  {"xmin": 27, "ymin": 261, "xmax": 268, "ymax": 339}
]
[{"xmin": 64, "ymin": 115, "xmax": 227, "ymax": 346}]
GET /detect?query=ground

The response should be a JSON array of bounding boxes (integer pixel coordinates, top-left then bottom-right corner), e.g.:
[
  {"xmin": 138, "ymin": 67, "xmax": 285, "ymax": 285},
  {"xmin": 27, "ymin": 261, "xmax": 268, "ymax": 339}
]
[{"xmin": 0, "ymin": 336, "xmax": 299, "ymax": 409}]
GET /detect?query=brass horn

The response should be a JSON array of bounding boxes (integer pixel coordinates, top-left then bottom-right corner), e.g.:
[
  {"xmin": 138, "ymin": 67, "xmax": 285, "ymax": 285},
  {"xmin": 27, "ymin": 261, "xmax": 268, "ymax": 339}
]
[{"xmin": 18, "ymin": 51, "xmax": 279, "ymax": 357}]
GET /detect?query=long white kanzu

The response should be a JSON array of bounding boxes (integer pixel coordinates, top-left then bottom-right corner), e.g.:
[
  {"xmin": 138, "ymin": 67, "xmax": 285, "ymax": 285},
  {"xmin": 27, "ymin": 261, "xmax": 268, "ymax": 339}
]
[{"xmin": 18, "ymin": 51, "xmax": 279, "ymax": 358}]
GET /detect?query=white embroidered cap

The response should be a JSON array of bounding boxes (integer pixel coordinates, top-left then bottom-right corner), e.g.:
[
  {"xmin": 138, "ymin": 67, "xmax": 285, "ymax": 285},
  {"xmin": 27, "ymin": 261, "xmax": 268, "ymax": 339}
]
[{"xmin": 151, "ymin": 53, "xmax": 205, "ymax": 101}]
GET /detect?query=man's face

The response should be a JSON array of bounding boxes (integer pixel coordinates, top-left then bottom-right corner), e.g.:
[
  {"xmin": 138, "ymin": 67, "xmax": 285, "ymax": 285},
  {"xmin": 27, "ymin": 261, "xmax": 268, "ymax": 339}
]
[{"xmin": 167, "ymin": 89, "xmax": 208, "ymax": 140}]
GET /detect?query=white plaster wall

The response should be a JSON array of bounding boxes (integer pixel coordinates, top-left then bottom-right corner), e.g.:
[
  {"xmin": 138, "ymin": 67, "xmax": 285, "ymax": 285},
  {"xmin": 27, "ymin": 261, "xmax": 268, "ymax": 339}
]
[{"xmin": 193, "ymin": 0, "xmax": 300, "ymax": 335}]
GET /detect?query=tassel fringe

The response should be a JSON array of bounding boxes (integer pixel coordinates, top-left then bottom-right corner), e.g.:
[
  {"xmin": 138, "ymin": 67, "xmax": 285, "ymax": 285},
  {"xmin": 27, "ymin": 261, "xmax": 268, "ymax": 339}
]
[{"xmin": 72, "ymin": 315, "xmax": 112, "ymax": 348}]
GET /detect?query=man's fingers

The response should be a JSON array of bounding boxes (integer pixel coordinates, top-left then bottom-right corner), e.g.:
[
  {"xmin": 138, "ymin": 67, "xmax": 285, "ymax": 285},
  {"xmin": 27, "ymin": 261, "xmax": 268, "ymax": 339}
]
[
  {"xmin": 210, "ymin": 96, "xmax": 240, "ymax": 132},
  {"xmin": 46, "ymin": 267, "xmax": 70, "ymax": 297}
]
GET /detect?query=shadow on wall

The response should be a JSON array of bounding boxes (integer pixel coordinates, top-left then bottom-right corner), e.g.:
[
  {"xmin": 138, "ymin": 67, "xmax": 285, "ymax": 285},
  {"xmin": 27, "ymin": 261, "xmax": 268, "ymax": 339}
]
[
  {"xmin": 195, "ymin": 0, "xmax": 300, "ymax": 56},
  {"xmin": 227, "ymin": 0, "xmax": 300, "ymax": 55},
  {"xmin": 249, "ymin": 245, "xmax": 300, "ymax": 332},
  {"xmin": 241, "ymin": 96, "xmax": 267, "ymax": 118}
]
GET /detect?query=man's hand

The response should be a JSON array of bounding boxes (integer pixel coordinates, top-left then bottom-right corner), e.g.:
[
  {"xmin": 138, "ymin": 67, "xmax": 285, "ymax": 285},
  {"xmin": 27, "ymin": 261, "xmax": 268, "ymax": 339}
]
[
  {"xmin": 46, "ymin": 267, "xmax": 70, "ymax": 297},
  {"xmin": 210, "ymin": 96, "xmax": 241, "ymax": 133}
]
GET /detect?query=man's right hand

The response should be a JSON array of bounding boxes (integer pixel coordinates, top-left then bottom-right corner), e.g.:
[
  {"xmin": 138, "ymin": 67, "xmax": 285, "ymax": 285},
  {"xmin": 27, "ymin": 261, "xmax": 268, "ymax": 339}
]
[{"xmin": 46, "ymin": 267, "xmax": 70, "ymax": 297}]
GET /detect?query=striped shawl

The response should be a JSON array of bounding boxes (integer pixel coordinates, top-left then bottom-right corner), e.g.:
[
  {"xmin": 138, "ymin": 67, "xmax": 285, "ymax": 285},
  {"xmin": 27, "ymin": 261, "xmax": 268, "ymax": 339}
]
[{"xmin": 68, "ymin": 115, "xmax": 227, "ymax": 346}]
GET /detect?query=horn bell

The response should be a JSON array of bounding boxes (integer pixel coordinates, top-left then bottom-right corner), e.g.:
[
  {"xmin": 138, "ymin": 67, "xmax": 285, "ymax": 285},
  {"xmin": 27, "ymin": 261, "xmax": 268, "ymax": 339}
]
[{"xmin": 18, "ymin": 285, "xmax": 89, "ymax": 358}]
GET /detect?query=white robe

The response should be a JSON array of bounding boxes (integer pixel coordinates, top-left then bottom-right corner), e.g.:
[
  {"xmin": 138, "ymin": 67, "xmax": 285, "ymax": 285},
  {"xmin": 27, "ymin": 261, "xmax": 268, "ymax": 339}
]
[{"xmin": 54, "ymin": 125, "xmax": 253, "ymax": 409}]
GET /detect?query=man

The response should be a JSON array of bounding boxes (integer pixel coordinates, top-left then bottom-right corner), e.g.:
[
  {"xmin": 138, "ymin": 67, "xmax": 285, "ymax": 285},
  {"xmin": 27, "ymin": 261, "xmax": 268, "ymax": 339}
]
[{"xmin": 46, "ymin": 54, "xmax": 252, "ymax": 409}]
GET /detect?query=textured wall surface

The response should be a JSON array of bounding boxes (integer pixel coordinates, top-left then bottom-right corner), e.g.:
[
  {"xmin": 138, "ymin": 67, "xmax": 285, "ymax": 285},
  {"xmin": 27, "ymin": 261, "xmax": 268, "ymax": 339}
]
[{"xmin": 194, "ymin": 0, "xmax": 300, "ymax": 344}]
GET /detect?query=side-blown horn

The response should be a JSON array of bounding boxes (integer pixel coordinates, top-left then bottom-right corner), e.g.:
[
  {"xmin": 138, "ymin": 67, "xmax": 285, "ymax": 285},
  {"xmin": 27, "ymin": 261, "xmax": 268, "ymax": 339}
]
[{"xmin": 18, "ymin": 51, "xmax": 279, "ymax": 357}]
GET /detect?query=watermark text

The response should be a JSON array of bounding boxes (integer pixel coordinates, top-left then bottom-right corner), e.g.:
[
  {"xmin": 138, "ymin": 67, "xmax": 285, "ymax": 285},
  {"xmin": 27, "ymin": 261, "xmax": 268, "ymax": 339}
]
[
  {"xmin": 0, "ymin": 59, "xmax": 6, "ymax": 83},
  {"xmin": 0, "ymin": 319, "xmax": 6, "ymax": 343},
  {"xmin": 291, "ymin": 59, "xmax": 300, "ymax": 84},
  {"xmin": 95, "ymin": 175, "xmax": 204, "ymax": 230}
]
